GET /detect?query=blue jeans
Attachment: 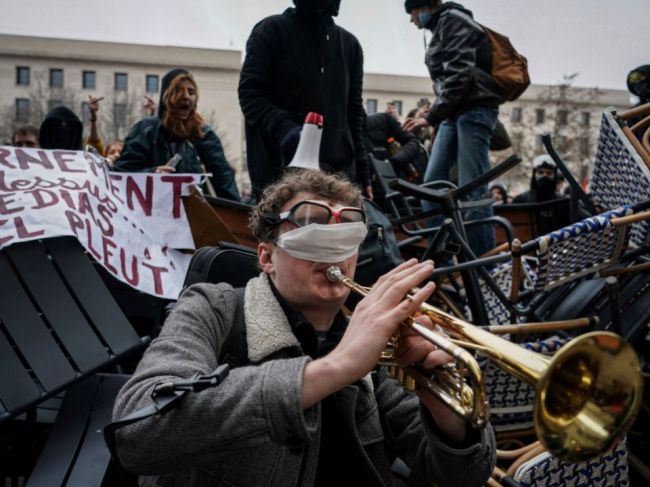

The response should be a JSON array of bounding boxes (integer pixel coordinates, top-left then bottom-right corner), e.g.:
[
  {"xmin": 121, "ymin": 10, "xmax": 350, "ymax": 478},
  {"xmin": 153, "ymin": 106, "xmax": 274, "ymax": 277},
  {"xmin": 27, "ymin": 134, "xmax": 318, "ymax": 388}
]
[{"xmin": 423, "ymin": 107, "xmax": 498, "ymax": 258}]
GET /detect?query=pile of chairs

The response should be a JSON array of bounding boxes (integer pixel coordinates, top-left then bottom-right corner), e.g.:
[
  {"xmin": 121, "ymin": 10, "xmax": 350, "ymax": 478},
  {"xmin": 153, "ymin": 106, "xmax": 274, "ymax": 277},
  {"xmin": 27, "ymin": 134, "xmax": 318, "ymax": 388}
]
[{"xmin": 368, "ymin": 103, "xmax": 650, "ymax": 486}]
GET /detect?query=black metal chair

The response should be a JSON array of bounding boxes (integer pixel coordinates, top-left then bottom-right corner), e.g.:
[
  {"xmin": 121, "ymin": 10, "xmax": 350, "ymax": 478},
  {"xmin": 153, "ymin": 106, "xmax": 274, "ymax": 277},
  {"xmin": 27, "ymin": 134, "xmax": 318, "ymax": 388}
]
[{"xmin": 0, "ymin": 236, "xmax": 150, "ymax": 486}]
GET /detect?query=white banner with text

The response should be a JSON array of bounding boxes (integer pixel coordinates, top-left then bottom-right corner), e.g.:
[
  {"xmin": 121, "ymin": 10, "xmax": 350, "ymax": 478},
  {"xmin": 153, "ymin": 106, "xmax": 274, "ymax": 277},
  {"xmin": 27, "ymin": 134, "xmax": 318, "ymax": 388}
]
[{"xmin": 0, "ymin": 146, "xmax": 201, "ymax": 299}]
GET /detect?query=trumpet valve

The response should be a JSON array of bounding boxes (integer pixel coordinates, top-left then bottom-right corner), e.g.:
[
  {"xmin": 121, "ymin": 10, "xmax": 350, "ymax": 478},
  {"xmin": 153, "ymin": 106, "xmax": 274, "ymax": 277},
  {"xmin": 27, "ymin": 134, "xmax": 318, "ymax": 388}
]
[{"xmin": 403, "ymin": 375, "xmax": 418, "ymax": 392}]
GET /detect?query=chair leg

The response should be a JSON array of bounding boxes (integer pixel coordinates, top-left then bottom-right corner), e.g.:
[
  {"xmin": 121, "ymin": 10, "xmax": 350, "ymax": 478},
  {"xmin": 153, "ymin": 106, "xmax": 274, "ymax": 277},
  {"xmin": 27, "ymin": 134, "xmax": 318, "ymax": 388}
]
[{"xmin": 606, "ymin": 276, "xmax": 623, "ymax": 334}]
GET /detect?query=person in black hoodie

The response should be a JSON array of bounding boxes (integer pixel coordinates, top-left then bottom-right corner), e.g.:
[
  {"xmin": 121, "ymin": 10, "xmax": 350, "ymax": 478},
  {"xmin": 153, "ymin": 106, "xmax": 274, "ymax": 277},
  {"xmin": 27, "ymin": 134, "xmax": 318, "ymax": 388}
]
[
  {"xmin": 513, "ymin": 155, "xmax": 568, "ymax": 236},
  {"xmin": 238, "ymin": 0, "xmax": 370, "ymax": 201},
  {"xmin": 39, "ymin": 105, "xmax": 83, "ymax": 150},
  {"xmin": 402, "ymin": 0, "xmax": 500, "ymax": 258},
  {"xmin": 114, "ymin": 68, "xmax": 240, "ymax": 201}
]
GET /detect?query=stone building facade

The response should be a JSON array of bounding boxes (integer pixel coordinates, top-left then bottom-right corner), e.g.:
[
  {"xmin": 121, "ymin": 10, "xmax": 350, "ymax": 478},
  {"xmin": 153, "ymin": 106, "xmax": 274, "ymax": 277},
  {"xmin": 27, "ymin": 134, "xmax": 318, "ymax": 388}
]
[{"xmin": 0, "ymin": 34, "xmax": 632, "ymax": 197}]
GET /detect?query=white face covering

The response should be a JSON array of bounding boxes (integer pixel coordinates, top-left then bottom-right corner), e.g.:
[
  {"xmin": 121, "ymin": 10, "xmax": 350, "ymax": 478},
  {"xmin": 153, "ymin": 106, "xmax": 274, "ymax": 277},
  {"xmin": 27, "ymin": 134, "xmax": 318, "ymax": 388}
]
[{"xmin": 275, "ymin": 222, "xmax": 368, "ymax": 263}]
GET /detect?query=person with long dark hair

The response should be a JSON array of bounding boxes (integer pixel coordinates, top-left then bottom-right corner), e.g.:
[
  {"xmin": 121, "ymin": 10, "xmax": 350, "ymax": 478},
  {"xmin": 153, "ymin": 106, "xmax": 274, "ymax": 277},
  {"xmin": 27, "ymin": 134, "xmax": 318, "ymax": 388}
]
[{"xmin": 114, "ymin": 68, "xmax": 240, "ymax": 201}]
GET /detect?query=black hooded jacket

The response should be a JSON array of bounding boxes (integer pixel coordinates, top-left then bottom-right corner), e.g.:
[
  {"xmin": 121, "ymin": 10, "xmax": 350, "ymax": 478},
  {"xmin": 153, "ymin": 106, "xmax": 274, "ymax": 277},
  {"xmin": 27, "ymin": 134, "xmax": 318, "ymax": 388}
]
[
  {"xmin": 39, "ymin": 106, "xmax": 83, "ymax": 150},
  {"xmin": 422, "ymin": 2, "xmax": 500, "ymax": 127},
  {"xmin": 238, "ymin": 0, "xmax": 368, "ymax": 198}
]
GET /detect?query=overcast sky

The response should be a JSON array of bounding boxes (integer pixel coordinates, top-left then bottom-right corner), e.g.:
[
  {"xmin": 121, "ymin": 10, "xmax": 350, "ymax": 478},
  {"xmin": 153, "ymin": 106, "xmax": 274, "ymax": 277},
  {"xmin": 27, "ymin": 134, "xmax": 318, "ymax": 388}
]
[{"xmin": 1, "ymin": 0, "xmax": 648, "ymax": 90}]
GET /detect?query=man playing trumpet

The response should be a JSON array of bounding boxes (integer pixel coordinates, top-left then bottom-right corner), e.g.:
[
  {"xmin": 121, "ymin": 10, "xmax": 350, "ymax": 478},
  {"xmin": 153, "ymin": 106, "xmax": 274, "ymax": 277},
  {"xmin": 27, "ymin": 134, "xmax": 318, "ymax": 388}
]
[{"xmin": 112, "ymin": 169, "xmax": 496, "ymax": 486}]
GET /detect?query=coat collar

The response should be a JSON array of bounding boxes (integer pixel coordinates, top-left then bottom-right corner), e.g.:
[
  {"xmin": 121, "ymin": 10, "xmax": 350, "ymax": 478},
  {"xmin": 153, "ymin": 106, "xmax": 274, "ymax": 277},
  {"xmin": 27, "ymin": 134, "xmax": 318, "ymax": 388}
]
[
  {"xmin": 242, "ymin": 273, "xmax": 374, "ymax": 393},
  {"xmin": 244, "ymin": 273, "xmax": 301, "ymax": 362}
]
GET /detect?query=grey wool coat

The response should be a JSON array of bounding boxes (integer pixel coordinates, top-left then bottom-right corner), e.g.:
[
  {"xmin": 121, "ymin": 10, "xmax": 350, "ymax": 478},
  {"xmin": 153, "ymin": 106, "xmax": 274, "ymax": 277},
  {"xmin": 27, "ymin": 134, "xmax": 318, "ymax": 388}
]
[{"xmin": 112, "ymin": 274, "xmax": 496, "ymax": 486}]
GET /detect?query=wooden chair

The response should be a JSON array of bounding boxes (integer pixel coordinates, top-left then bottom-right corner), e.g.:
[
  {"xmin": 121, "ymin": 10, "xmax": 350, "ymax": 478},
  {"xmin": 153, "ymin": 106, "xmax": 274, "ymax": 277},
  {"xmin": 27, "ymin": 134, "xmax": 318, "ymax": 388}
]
[{"xmin": 0, "ymin": 237, "xmax": 150, "ymax": 485}]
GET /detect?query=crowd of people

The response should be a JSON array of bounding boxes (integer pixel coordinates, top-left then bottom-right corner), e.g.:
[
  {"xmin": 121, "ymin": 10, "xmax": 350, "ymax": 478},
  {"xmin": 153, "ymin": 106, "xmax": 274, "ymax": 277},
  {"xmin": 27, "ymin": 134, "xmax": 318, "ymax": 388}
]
[{"xmin": 4, "ymin": 2, "xmax": 648, "ymax": 485}]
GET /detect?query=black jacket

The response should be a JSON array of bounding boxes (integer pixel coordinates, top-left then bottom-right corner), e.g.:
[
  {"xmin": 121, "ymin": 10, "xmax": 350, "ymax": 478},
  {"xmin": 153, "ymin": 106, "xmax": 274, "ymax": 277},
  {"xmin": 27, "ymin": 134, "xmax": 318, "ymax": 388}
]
[
  {"xmin": 423, "ymin": 3, "xmax": 500, "ymax": 127},
  {"xmin": 238, "ymin": 6, "xmax": 369, "ymax": 198},
  {"xmin": 364, "ymin": 113, "xmax": 422, "ymax": 167},
  {"xmin": 39, "ymin": 105, "xmax": 83, "ymax": 150}
]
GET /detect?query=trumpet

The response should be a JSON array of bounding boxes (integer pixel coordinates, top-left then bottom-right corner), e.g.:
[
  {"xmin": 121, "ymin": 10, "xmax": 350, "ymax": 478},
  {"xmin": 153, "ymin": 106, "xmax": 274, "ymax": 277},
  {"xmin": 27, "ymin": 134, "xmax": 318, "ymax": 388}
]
[{"xmin": 326, "ymin": 266, "xmax": 643, "ymax": 463}]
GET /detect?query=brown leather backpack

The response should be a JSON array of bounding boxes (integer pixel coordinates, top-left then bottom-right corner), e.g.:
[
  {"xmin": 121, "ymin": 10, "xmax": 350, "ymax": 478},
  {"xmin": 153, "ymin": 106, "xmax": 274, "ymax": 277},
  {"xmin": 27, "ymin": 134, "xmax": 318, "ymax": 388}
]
[{"xmin": 481, "ymin": 24, "xmax": 531, "ymax": 103}]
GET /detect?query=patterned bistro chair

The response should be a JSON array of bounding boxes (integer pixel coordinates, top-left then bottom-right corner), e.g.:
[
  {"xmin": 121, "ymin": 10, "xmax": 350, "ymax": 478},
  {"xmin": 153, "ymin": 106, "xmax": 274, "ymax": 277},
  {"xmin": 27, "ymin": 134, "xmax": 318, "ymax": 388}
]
[
  {"xmin": 590, "ymin": 107, "xmax": 650, "ymax": 247},
  {"xmin": 478, "ymin": 257, "xmax": 536, "ymax": 326},
  {"xmin": 481, "ymin": 335, "xmax": 568, "ymax": 432},
  {"xmin": 511, "ymin": 440, "xmax": 629, "ymax": 487},
  {"xmin": 477, "ymin": 206, "xmax": 633, "ymax": 328},
  {"xmin": 483, "ymin": 335, "xmax": 632, "ymax": 487},
  {"xmin": 531, "ymin": 206, "xmax": 633, "ymax": 292},
  {"xmin": 480, "ymin": 207, "xmax": 640, "ymax": 485}
]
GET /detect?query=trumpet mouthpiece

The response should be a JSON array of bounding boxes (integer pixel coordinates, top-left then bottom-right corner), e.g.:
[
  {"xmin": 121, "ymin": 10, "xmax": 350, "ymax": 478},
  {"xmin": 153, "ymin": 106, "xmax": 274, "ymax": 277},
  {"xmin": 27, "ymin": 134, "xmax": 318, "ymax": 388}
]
[{"xmin": 326, "ymin": 266, "xmax": 343, "ymax": 282}]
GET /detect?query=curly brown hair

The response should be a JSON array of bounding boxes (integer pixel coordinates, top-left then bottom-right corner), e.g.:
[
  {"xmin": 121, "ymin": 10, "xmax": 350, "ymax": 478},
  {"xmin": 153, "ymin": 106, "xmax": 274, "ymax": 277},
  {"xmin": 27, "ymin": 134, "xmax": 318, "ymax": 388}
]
[
  {"xmin": 250, "ymin": 169, "xmax": 363, "ymax": 242},
  {"xmin": 161, "ymin": 73, "xmax": 205, "ymax": 141}
]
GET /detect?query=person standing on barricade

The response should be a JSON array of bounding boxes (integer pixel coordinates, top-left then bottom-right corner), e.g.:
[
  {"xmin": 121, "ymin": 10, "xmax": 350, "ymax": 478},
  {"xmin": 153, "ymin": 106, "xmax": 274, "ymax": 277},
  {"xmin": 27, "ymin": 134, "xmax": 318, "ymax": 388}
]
[
  {"xmin": 113, "ymin": 68, "xmax": 240, "ymax": 201},
  {"xmin": 238, "ymin": 0, "xmax": 371, "ymax": 201},
  {"xmin": 402, "ymin": 0, "xmax": 500, "ymax": 257},
  {"xmin": 111, "ymin": 169, "xmax": 496, "ymax": 487}
]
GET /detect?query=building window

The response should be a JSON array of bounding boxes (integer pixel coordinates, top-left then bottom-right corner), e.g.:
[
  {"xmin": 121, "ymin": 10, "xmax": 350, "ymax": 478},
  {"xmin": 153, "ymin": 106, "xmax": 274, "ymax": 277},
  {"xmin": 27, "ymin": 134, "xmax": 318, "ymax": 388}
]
[
  {"xmin": 15, "ymin": 98, "xmax": 30, "ymax": 123},
  {"xmin": 81, "ymin": 102, "xmax": 91, "ymax": 125},
  {"xmin": 511, "ymin": 107, "xmax": 522, "ymax": 123},
  {"xmin": 114, "ymin": 103, "xmax": 127, "ymax": 127},
  {"xmin": 392, "ymin": 100, "xmax": 403, "ymax": 116},
  {"xmin": 367, "ymin": 99, "xmax": 378, "ymax": 115},
  {"xmin": 535, "ymin": 134, "xmax": 544, "ymax": 152},
  {"xmin": 48, "ymin": 99, "xmax": 62, "ymax": 112},
  {"xmin": 580, "ymin": 136, "xmax": 590, "ymax": 158},
  {"xmin": 557, "ymin": 109, "xmax": 569, "ymax": 126},
  {"xmin": 581, "ymin": 111, "xmax": 591, "ymax": 127},
  {"xmin": 50, "ymin": 68, "xmax": 64, "ymax": 87},
  {"xmin": 114, "ymin": 73, "xmax": 128, "ymax": 91},
  {"xmin": 16, "ymin": 66, "xmax": 30, "ymax": 86},
  {"xmin": 146, "ymin": 74, "xmax": 159, "ymax": 93},
  {"xmin": 82, "ymin": 70, "xmax": 96, "ymax": 89},
  {"xmin": 535, "ymin": 108, "xmax": 545, "ymax": 125}
]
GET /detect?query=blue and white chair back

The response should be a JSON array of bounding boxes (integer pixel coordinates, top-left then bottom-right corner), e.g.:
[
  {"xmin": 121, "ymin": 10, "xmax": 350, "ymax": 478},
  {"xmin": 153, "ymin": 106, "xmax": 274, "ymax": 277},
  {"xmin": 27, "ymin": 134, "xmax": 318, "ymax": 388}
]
[
  {"xmin": 513, "ymin": 439, "xmax": 629, "ymax": 487},
  {"xmin": 478, "ymin": 257, "xmax": 536, "ymax": 326},
  {"xmin": 533, "ymin": 206, "xmax": 633, "ymax": 292},
  {"xmin": 590, "ymin": 109, "xmax": 650, "ymax": 247},
  {"xmin": 481, "ymin": 335, "xmax": 567, "ymax": 432}
]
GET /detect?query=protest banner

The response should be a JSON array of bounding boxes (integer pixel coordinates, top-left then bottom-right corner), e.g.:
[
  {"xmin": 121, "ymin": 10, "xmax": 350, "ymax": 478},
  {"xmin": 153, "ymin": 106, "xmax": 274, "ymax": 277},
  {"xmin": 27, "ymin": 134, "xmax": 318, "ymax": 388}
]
[{"xmin": 0, "ymin": 146, "xmax": 201, "ymax": 299}]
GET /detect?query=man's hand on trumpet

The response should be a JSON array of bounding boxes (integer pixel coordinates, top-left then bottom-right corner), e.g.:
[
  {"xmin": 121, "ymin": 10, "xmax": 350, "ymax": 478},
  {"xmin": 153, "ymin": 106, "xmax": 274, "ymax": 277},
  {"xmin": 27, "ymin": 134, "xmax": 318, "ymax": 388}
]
[
  {"xmin": 396, "ymin": 317, "xmax": 469, "ymax": 446},
  {"xmin": 302, "ymin": 259, "xmax": 435, "ymax": 408}
]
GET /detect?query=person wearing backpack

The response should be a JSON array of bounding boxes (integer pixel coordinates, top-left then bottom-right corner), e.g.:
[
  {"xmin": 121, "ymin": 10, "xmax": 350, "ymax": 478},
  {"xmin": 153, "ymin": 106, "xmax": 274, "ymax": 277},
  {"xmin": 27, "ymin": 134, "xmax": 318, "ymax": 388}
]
[{"xmin": 402, "ymin": 0, "xmax": 501, "ymax": 258}]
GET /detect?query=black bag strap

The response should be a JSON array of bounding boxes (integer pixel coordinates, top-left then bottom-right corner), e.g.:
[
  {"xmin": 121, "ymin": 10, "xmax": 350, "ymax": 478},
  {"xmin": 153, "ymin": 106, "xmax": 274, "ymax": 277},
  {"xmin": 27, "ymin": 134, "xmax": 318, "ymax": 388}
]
[{"xmin": 103, "ymin": 364, "xmax": 230, "ymax": 482}]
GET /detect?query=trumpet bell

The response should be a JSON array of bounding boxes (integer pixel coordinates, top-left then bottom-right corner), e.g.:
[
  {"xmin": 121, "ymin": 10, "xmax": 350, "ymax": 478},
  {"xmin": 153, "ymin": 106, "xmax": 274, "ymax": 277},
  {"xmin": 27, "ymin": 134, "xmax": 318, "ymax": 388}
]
[{"xmin": 536, "ymin": 331, "xmax": 643, "ymax": 463}]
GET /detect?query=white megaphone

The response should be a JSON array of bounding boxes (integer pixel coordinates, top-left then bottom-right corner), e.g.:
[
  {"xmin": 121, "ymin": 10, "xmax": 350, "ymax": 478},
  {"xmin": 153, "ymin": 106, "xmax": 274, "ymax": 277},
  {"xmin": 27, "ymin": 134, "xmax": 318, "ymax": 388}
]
[{"xmin": 288, "ymin": 112, "xmax": 324, "ymax": 171}]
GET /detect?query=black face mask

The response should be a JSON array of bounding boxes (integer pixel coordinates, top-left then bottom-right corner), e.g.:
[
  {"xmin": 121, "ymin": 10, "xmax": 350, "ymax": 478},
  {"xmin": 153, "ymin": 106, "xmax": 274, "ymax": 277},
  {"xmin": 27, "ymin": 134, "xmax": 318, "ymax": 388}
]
[
  {"xmin": 535, "ymin": 175, "xmax": 556, "ymax": 200},
  {"xmin": 294, "ymin": 0, "xmax": 341, "ymax": 16},
  {"xmin": 42, "ymin": 122, "xmax": 77, "ymax": 150}
]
